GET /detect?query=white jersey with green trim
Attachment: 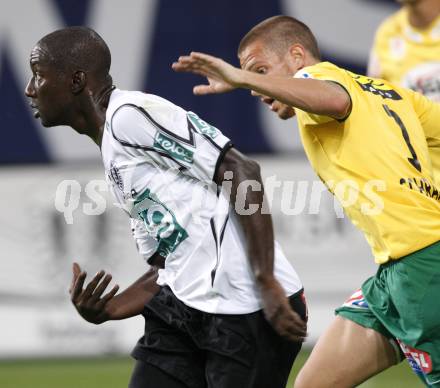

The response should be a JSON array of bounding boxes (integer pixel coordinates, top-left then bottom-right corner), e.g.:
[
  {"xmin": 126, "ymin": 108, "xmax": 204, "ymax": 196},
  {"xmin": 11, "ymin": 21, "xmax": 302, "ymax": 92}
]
[{"xmin": 101, "ymin": 89, "xmax": 302, "ymax": 314}]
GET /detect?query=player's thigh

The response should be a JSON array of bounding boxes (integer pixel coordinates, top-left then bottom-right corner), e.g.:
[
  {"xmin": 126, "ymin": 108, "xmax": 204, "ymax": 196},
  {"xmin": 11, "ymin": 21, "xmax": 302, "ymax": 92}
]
[
  {"xmin": 205, "ymin": 291, "xmax": 306, "ymax": 388},
  {"xmin": 128, "ymin": 360, "xmax": 190, "ymax": 388},
  {"xmin": 293, "ymin": 316, "xmax": 398, "ymax": 388}
]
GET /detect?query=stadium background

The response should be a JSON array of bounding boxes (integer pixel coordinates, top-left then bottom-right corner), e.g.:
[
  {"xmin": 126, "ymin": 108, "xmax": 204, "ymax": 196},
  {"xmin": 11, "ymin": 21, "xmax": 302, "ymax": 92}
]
[{"xmin": 0, "ymin": 0, "xmax": 423, "ymax": 386}]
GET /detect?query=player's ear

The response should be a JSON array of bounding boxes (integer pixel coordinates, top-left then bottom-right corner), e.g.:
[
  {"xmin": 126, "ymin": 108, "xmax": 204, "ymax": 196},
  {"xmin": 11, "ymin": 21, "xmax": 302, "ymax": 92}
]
[
  {"xmin": 287, "ymin": 44, "xmax": 306, "ymax": 69},
  {"xmin": 71, "ymin": 70, "xmax": 87, "ymax": 94}
]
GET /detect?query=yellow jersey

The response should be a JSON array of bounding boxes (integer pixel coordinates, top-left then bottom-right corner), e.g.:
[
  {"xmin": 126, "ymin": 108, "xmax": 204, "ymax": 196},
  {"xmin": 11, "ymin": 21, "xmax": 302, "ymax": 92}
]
[
  {"xmin": 369, "ymin": 8, "xmax": 440, "ymax": 102},
  {"xmin": 294, "ymin": 62, "xmax": 440, "ymax": 264}
]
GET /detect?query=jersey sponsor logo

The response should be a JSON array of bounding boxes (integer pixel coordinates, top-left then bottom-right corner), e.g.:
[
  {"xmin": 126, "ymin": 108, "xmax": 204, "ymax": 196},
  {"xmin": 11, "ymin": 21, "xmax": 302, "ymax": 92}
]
[
  {"xmin": 402, "ymin": 62, "xmax": 440, "ymax": 102},
  {"xmin": 187, "ymin": 111, "xmax": 220, "ymax": 139},
  {"xmin": 135, "ymin": 189, "xmax": 188, "ymax": 257},
  {"xmin": 153, "ymin": 132, "xmax": 194, "ymax": 164},
  {"xmin": 398, "ymin": 340, "xmax": 433, "ymax": 375},
  {"xmin": 348, "ymin": 73, "xmax": 402, "ymax": 101},
  {"xmin": 342, "ymin": 289, "xmax": 369, "ymax": 309}
]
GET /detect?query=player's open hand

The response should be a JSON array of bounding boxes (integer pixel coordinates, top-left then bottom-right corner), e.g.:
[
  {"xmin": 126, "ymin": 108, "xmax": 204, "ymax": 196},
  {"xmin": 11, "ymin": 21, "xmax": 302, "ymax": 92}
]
[
  {"xmin": 69, "ymin": 262, "xmax": 119, "ymax": 325},
  {"xmin": 260, "ymin": 277, "xmax": 307, "ymax": 342},
  {"xmin": 172, "ymin": 52, "xmax": 241, "ymax": 95}
]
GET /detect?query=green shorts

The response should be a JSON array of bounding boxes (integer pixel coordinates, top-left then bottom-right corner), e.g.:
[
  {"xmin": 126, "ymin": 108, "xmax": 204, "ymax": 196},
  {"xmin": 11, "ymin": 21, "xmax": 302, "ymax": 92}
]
[{"xmin": 336, "ymin": 241, "xmax": 440, "ymax": 387}]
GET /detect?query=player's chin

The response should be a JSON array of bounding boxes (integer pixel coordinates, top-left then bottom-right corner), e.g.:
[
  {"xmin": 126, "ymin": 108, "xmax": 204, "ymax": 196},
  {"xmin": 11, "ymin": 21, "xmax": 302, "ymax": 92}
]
[
  {"xmin": 39, "ymin": 114, "xmax": 59, "ymax": 128},
  {"xmin": 39, "ymin": 116, "xmax": 52, "ymax": 127}
]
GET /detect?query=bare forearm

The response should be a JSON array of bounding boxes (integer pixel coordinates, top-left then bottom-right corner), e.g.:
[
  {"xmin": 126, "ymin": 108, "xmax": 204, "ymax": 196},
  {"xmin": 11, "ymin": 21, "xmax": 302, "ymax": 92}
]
[
  {"xmin": 105, "ymin": 267, "xmax": 159, "ymax": 321},
  {"xmin": 218, "ymin": 150, "xmax": 276, "ymax": 285},
  {"xmin": 239, "ymin": 71, "xmax": 350, "ymax": 119},
  {"xmin": 237, "ymin": 168, "xmax": 274, "ymax": 282}
]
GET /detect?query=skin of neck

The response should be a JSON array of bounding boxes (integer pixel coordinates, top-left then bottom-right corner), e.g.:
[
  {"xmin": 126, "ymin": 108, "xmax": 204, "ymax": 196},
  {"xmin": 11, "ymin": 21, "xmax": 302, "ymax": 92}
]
[
  {"xmin": 406, "ymin": 0, "xmax": 440, "ymax": 29},
  {"xmin": 70, "ymin": 82, "xmax": 114, "ymax": 147}
]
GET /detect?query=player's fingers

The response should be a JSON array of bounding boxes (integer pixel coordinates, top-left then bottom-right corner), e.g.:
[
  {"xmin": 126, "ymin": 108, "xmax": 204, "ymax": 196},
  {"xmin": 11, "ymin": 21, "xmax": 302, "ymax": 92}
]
[
  {"xmin": 176, "ymin": 55, "xmax": 210, "ymax": 70},
  {"xmin": 272, "ymin": 322, "xmax": 304, "ymax": 342},
  {"xmin": 174, "ymin": 56, "xmax": 200, "ymax": 67},
  {"xmin": 284, "ymin": 314, "xmax": 307, "ymax": 339},
  {"xmin": 271, "ymin": 305, "xmax": 306, "ymax": 338},
  {"xmin": 172, "ymin": 61, "xmax": 204, "ymax": 76},
  {"xmin": 73, "ymin": 262, "xmax": 81, "ymax": 276},
  {"xmin": 174, "ymin": 58, "xmax": 220, "ymax": 80},
  {"xmin": 286, "ymin": 323, "xmax": 307, "ymax": 340},
  {"xmin": 69, "ymin": 262, "xmax": 82, "ymax": 293},
  {"xmin": 189, "ymin": 52, "xmax": 215, "ymax": 63},
  {"xmin": 178, "ymin": 55, "xmax": 192, "ymax": 62},
  {"xmin": 283, "ymin": 308, "xmax": 307, "ymax": 329},
  {"xmin": 71, "ymin": 271, "xmax": 87, "ymax": 301},
  {"xmin": 90, "ymin": 274, "xmax": 113, "ymax": 302},
  {"xmin": 171, "ymin": 62, "xmax": 185, "ymax": 71},
  {"xmin": 82, "ymin": 270, "xmax": 105, "ymax": 299},
  {"xmin": 277, "ymin": 318, "xmax": 306, "ymax": 341},
  {"xmin": 193, "ymin": 84, "xmax": 215, "ymax": 95},
  {"xmin": 284, "ymin": 331, "xmax": 306, "ymax": 343},
  {"xmin": 96, "ymin": 284, "xmax": 119, "ymax": 309}
]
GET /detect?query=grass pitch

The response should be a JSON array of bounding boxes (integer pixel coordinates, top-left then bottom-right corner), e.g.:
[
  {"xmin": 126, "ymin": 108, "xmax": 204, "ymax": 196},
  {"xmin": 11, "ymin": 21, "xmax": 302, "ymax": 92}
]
[{"xmin": 0, "ymin": 350, "xmax": 422, "ymax": 388}]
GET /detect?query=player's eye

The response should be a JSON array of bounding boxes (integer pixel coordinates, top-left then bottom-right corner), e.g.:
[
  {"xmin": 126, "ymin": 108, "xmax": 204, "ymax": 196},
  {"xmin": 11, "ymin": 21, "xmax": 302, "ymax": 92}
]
[
  {"xmin": 257, "ymin": 67, "xmax": 267, "ymax": 74},
  {"xmin": 35, "ymin": 72, "xmax": 43, "ymax": 83}
]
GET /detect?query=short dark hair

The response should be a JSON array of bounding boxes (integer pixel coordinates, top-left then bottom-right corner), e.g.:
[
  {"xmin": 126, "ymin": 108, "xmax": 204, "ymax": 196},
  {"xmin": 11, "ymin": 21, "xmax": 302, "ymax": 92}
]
[
  {"xmin": 39, "ymin": 26, "xmax": 111, "ymax": 81},
  {"xmin": 238, "ymin": 15, "xmax": 321, "ymax": 60}
]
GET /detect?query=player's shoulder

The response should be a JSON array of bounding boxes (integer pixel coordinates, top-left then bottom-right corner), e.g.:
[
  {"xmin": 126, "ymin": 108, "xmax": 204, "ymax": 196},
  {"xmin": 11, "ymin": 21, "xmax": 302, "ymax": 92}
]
[
  {"xmin": 106, "ymin": 89, "xmax": 209, "ymax": 147},
  {"xmin": 107, "ymin": 89, "xmax": 186, "ymax": 121},
  {"xmin": 296, "ymin": 61, "xmax": 332, "ymax": 76},
  {"xmin": 376, "ymin": 8, "xmax": 406, "ymax": 38},
  {"xmin": 295, "ymin": 61, "xmax": 348, "ymax": 83}
]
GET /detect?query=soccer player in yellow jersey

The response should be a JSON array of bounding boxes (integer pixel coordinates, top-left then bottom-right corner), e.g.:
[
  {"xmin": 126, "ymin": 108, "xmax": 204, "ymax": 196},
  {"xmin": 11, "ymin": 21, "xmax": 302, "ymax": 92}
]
[
  {"xmin": 368, "ymin": 0, "xmax": 440, "ymax": 101},
  {"xmin": 173, "ymin": 15, "xmax": 440, "ymax": 387},
  {"xmin": 369, "ymin": 0, "xmax": 440, "ymax": 189}
]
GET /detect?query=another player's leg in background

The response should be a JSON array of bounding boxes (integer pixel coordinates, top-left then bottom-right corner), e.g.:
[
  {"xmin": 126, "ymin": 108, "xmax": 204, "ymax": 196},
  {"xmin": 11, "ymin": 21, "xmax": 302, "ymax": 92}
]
[{"xmin": 293, "ymin": 316, "xmax": 399, "ymax": 388}]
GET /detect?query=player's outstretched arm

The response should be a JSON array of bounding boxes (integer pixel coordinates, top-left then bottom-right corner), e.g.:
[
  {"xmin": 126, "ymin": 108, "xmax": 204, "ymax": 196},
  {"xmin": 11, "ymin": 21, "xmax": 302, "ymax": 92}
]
[
  {"xmin": 172, "ymin": 52, "xmax": 350, "ymax": 119},
  {"xmin": 172, "ymin": 52, "xmax": 240, "ymax": 95},
  {"xmin": 69, "ymin": 262, "xmax": 159, "ymax": 324},
  {"xmin": 215, "ymin": 148, "xmax": 307, "ymax": 342}
]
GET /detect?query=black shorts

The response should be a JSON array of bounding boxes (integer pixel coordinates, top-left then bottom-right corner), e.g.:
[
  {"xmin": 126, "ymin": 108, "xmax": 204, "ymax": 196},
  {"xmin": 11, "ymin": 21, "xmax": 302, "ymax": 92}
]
[{"xmin": 131, "ymin": 286, "xmax": 307, "ymax": 388}]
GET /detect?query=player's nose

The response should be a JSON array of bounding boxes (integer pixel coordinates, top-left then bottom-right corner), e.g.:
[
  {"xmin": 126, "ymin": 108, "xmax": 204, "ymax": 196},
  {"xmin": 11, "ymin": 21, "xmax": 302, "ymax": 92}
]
[{"xmin": 24, "ymin": 78, "xmax": 35, "ymax": 98}]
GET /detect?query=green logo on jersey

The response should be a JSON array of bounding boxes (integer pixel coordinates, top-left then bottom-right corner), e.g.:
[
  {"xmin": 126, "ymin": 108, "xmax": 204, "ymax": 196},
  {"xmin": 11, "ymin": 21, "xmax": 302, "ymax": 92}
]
[
  {"xmin": 187, "ymin": 111, "xmax": 220, "ymax": 139},
  {"xmin": 153, "ymin": 132, "xmax": 194, "ymax": 164},
  {"xmin": 135, "ymin": 189, "xmax": 188, "ymax": 257}
]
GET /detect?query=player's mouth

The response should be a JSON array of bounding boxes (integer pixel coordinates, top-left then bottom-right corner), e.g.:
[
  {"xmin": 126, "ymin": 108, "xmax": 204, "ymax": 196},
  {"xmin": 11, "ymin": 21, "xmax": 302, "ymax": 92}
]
[{"xmin": 30, "ymin": 103, "xmax": 40, "ymax": 119}]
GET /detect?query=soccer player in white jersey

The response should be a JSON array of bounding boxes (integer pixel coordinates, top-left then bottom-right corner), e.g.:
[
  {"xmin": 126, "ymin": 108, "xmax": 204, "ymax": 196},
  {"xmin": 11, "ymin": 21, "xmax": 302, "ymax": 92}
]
[{"xmin": 24, "ymin": 27, "xmax": 307, "ymax": 388}]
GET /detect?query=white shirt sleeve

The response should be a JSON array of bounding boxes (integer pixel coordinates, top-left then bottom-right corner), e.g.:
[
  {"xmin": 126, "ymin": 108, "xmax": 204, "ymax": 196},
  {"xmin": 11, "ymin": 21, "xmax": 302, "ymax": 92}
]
[{"xmin": 110, "ymin": 103, "xmax": 232, "ymax": 182}]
